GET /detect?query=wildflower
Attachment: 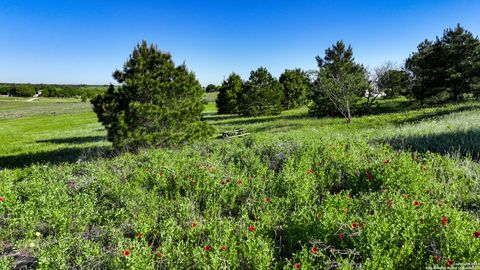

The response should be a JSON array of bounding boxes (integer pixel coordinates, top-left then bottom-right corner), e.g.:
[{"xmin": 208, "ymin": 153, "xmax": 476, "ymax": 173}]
[
  {"xmin": 365, "ymin": 171, "xmax": 373, "ymax": 181},
  {"xmin": 473, "ymin": 231, "xmax": 480, "ymax": 238},
  {"xmin": 0, "ymin": 197, "xmax": 4, "ymax": 202},
  {"xmin": 123, "ymin": 250, "xmax": 130, "ymax": 256},
  {"xmin": 351, "ymin": 223, "xmax": 358, "ymax": 229},
  {"xmin": 384, "ymin": 159, "xmax": 390, "ymax": 164},
  {"xmin": 413, "ymin": 201, "xmax": 421, "ymax": 207},
  {"xmin": 402, "ymin": 194, "xmax": 408, "ymax": 199},
  {"xmin": 249, "ymin": 225, "xmax": 255, "ymax": 232},
  {"xmin": 130, "ymin": 246, "xmax": 135, "ymax": 250},
  {"xmin": 187, "ymin": 175, "xmax": 192, "ymax": 180},
  {"xmin": 204, "ymin": 245, "xmax": 211, "ymax": 252},
  {"xmin": 307, "ymin": 169, "xmax": 314, "ymax": 175},
  {"xmin": 359, "ymin": 222, "xmax": 364, "ymax": 228},
  {"xmin": 339, "ymin": 233, "xmax": 345, "ymax": 239},
  {"xmin": 446, "ymin": 259, "xmax": 454, "ymax": 267},
  {"xmin": 137, "ymin": 233, "xmax": 142, "ymax": 239},
  {"xmin": 294, "ymin": 263, "xmax": 301, "ymax": 269},
  {"xmin": 434, "ymin": 255, "xmax": 441, "ymax": 262},
  {"xmin": 191, "ymin": 222, "xmax": 197, "ymax": 229},
  {"xmin": 310, "ymin": 246, "xmax": 318, "ymax": 254},
  {"xmin": 159, "ymin": 172, "xmax": 164, "ymax": 176},
  {"xmin": 438, "ymin": 203, "xmax": 444, "ymax": 207},
  {"xmin": 237, "ymin": 179, "xmax": 242, "ymax": 185},
  {"xmin": 212, "ymin": 169, "xmax": 218, "ymax": 173},
  {"xmin": 347, "ymin": 194, "xmax": 352, "ymax": 199},
  {"xmin": 387, "ymin": 200, "xmax": 393, "ymax": 208},
  {"xmin": 221, "ymin": 245, "xmax": 228, "ymax": 251},
  {"xmin": 265, "ymin": 197, "xmax": 271, "ymax": 203},
  {"xmin": 156, "ymin": 252, "xmax": 163, "ymax": 257},
  {"xmin": 441, "ymin": 217, "xmax": 448, "ymax": 226}
]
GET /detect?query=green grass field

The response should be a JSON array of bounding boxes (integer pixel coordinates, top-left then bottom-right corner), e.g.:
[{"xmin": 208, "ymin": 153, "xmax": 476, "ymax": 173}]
[{"xmin": 1, "ymin": 96, "xmax": 479, "ymax": 269}]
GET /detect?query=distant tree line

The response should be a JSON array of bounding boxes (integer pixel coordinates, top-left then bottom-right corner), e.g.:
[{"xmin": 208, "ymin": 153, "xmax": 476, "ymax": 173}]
[
  {"xmin": 214, "ymin": 24, "xmax": 480, "ymax": 121},
  {"xmin": 0, "ymin": 83, "xmax": 107, "ymax": 101}
]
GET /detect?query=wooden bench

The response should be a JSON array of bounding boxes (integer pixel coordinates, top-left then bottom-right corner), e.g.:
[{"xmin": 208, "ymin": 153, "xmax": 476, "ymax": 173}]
[{"xmin": 219, "ymin": 128, "xmax": 250, "ymax": 139}]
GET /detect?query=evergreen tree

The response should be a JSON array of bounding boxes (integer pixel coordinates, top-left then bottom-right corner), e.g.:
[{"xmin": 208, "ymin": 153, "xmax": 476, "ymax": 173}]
[
  {"xmin": 91, "ymin": 41, "xmax": 213, "ymax": 150},
  {"xmin": 377, "ymin": 69, "xmax": 412, "ymax": 98},
  {"xmin": 216, "ymin": 73, "xmax": 243, "ymax": 114},
  {"xmin": 238, "ymin": 67, "xmax": 284, "ymax": 116},
  {"xmin": 406, "ymin": 24, "xmax": 480, "ymax": 102},
  {"xmin": 279, "ymin": 68, "xmax": 311, "ymax": 109},
  {"xmin": 310, "ymin": 41, "xmax": 369, "ymax": 122}
]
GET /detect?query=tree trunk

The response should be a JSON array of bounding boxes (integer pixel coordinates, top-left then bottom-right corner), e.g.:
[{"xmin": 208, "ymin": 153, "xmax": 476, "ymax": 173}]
[{"xmin": 346, "ymin": 101, "xmax": 352, "ymax": 123}]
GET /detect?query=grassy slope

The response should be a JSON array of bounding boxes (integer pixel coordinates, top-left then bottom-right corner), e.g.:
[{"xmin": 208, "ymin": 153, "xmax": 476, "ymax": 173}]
[{"xmin": 0, "ymin": 97, "xmax": 480, "ymax": 269}]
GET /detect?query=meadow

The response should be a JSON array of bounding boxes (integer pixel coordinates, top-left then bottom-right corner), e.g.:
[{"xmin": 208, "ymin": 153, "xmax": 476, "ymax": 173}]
[{"xmin": 0, "ymin": 95, "xmax": 479, "ymax": 269}]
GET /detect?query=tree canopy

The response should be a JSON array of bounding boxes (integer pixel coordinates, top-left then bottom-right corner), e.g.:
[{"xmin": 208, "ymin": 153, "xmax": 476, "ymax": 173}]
[
  {"xmin": 91, "ymin": 41, "xmax": 212, "ymax": 150},
  {"xmin": 216, "ymin": 73, "xmax": 243, "ymax": 114},
  {"xmin": 279, "ymin": 69, "xmax": 311, "ymax": 110}
]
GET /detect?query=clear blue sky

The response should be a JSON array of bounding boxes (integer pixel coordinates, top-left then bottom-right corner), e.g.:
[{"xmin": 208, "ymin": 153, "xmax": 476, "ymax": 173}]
[{"xmin": 1, "ymin": 0, "xmax": 479, "ymax": 86}]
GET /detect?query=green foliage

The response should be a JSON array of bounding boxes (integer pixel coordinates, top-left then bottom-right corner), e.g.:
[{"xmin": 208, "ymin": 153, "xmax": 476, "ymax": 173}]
[
  {"xmin": 216, "ymin": 73, "xmax": 243, "ymax": 114},
  {"xmin": 91, "ymin": 41, "xmax": 213, "ymax": 150},
  {"xmin": 205, "ymin": 84, "xmax": 219, "ymax": 93},
  {"xmin": 238, "ymin": 67, "xmax": 284, "ymax": 117},
  {"xmin": 378, "ymin": 69, "xmax": 412, "ymax": 98},
  {"xmin": 310, "ymin": 41, "xmax": 370, "ymax": 121},
  {"xmin": 406, "ymin": 24, "xmax": 480, "ymax": 103},
  {"xmin": 12, "ymin": 85, "xmax": 36, "ymax": 97},
  {"xmin": 279, "ymin": 69, "xmax": 311, "ymax": 109}
]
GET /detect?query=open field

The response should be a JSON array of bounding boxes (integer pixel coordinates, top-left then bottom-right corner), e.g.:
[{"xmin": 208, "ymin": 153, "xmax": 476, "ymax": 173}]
[{"xmin": 1, "ymin": 97, "xmax": 480, "ymax": 269}]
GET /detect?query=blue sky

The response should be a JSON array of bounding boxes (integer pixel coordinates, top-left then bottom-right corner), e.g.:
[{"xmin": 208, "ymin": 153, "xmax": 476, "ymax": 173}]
[{"xmin": 0, "ymin": 0, "xmax": 479, "ymax": 85}]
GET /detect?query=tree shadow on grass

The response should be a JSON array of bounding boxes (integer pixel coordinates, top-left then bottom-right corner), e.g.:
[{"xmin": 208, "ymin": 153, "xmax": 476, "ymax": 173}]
[
  {"xmin": 377, "ymin": 129, "xmax": 480, "ymax": 160},
  {"xmin": 0, "ymin": 146, "xmax": 113, "ymax": 169},
  {"xmin": 395, "ymin": 104, "xmax": 480, "ymax": 125},
  {"xmin": 36, "ymin": 136, "xmax": 106, "ymax": 144}
]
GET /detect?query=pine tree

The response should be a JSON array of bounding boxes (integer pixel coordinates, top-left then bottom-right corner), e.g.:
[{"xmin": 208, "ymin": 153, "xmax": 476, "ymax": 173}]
[
  {"xmin": 310, "ymin": 41, "xmax": 369, "ymax": 122},
  {"xmin": 279, "ymin": 68, "xmax": 311, "ymax": 109},
  {"xmin": 406, "ymin": 24, "xmax": 480, "ymax": 102},
  {"xmin": 216, "ymin": 73, "xmax": 243, "ymax": 114},
  {"xmin": 238, "ymin": 67, "xmax": 284, "ymax": 117},
  {"xmin": 91, "ymin": 41, "xmax": 213, "ymax": 150}
]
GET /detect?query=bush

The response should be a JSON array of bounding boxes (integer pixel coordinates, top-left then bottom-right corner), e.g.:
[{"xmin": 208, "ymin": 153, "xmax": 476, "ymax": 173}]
[
  {"xmin": 91, "ymin": 41, "xmax": 213, "ymax": 150},
  {"xmin": 12, "ymin": 85, "xmax": 36, "ymax": 97}
]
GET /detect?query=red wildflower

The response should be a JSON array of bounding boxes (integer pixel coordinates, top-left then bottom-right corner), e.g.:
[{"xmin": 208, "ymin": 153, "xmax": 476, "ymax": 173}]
[
  {"xmin": 310, "ymin": 246, "xmax": 318, "ymax": 254},
  {"xmin": 237, "ymin": 179, "xmax": 242, "ymax": 185},
  {"xmin": 384, "ymin": 159, "xmax": 390, "ymax": 164},
  {"xmin": 204, "ymin": 245, "xmax": 211, "ymax": 252},
  {"xmin": 159, "ymin": 172, "xmax": 164, "ymax": 176},
  {"xmin": 446, "ymin": 259, "xmax": 454, "ymax": 267},
  {"xmin": 265, "ymin": 197, "xmax": 271, "ymax": 203},
  {"xmin": 473, "ymin": 231, "xmax": 480, "ymax": 238},
  {"xmin": 402, "ymin": 194, "xmax": 408, "ymax": 199},
  {"xmin": 249, "ymin": 225, "xmax": 255, "ymax": 232},
  {"xmin": 433, "ymin": 255, "xmax": 441, "ymax": 262},
  {"xmin": 187, "ymin": 175, "xmax": 192, "ymax": 180},
  {"xmin": 307, "ymin": 169, "xmax": 314, "ymax": 175},
  {"xmin": 294, "ymin": 263, "xmax": 301, "ymax": 269},
  {"xmin": 339, "ymin": 233, "xmax": 345, "ymax": 239},
  {"xmin": 123, "ymin": 250, "xmax": 130, "ymax": 257},
  {"xmin": 351, "ymin": 223, "xmax": 358, "ymax": 229},
  {"xmin": 0, "ymin": 197, "xmax": 4, "ymax": 202},
  {"xmin": 137, "ymin": 233, "xmax": 142, "ymax": 238},
  {"xmin": 213, "ymin": 169, "xmax": 218, "ymax": 173},
  {"xmin": 365, "ymin": 171, "xmax": 373, "ymax": 181},
  {"xmin": 387, "ymin": 200, "xmax": 393, "ymax": 208},
  {"xmin": 221, "ymin": 245, "xmax": 228, "ymax": 251},
  {"xmin": 191, "ymin": 222, "xmax": 197, "ymax": 229},
  {"xmin": 441, "ymin": 217, "xmax": 448, "ymax": 226},
  {"xmin": 156, "ymin": 252, "xmax": 163, "ymax": 257},
  {"xmin": 413, "ymin": 201, "xmax": 421, "ymax": 207}
]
